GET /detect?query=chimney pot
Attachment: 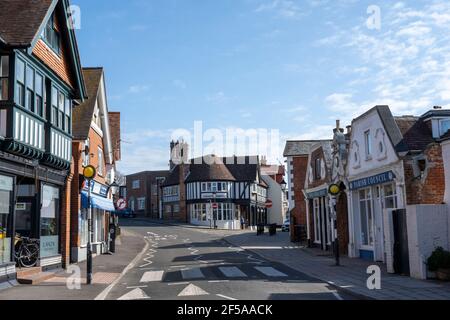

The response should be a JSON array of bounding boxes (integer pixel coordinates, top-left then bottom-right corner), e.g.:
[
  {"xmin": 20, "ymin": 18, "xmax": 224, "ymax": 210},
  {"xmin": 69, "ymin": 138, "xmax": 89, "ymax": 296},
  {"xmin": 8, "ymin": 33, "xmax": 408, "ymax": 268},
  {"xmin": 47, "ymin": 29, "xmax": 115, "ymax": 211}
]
[{"xmin": 336, "ymin": 120, "xmax": 340, "ymax": 130}]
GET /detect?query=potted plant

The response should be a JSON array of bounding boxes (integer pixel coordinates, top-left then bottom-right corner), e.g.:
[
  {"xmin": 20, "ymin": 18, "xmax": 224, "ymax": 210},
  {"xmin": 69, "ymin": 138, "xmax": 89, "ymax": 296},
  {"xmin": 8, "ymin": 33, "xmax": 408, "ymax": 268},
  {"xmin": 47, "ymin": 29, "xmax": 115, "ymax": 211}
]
[{"xmin": 427, "ymin": 247, "xmax": 450, "ymax": 281}]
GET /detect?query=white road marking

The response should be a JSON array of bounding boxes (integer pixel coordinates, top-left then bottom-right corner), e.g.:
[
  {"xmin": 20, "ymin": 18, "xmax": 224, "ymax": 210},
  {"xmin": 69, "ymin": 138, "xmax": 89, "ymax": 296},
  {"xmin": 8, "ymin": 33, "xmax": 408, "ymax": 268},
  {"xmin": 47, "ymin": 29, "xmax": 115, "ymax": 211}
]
[
  {"xmin": 181, "ymin": 268, "xmax": 205, "ymax": 280},
  {"xmin": 140, "ymin": 271, "xmax": 164, "ymax": 283},
  {"xmin": 219, "ymin": 267, "xmax": 248, "ymax": 278},
  {"xmin": 255, "ymin": 267, "xmax": 288, "ymax": 277},
  {"xmin": 126, "ymin": 285, "xmax": 148, "ymax": 289},
  {"xmin": 168, "ymin": 282, "xmax": 190, "ymax": 286},
  {"xmin": 178, "ymin": 284, "xmax": 209, "ymax": 297},
  {"xmin": 169, "ymin": 265, "xmax": 187, "ymax": 269},
  {"xmin": 117, "ymin": 288, "xmax": 150, "ymax": 300},
  {"xmin": 217, "ymin": 294, "xmax": 237, "ymax": 301},
  {"xmin": 332, "ymin": 292, "xmax": 344, "ymax": 301},
  {"xmin": 208, "ymin": 280, "xmax": 230, "ymax": 283}
]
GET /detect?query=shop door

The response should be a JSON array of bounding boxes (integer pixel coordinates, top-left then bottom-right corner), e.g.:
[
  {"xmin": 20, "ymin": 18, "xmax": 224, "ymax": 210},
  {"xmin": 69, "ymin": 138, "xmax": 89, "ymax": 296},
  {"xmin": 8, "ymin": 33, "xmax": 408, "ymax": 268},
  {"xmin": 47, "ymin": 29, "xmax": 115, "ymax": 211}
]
[
  {"xmin": 373, "ymin": 189, "xmax": 385, "ymax": 262},
  {"xmin": 392, "ymin": 209, "xmax": 410, "ymax": 276},
  {"xmin": 15, "ymin": 197, "xmax": 38, "ymax": 239}
]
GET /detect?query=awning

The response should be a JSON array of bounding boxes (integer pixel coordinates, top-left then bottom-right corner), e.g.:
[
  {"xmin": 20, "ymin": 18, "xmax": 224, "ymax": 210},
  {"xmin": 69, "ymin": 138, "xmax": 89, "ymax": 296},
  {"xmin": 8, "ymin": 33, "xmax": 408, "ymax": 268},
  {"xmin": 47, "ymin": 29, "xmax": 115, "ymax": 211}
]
[{"xmin": 81, "ymin": 191, "xmax": 115, "ymax": 211}]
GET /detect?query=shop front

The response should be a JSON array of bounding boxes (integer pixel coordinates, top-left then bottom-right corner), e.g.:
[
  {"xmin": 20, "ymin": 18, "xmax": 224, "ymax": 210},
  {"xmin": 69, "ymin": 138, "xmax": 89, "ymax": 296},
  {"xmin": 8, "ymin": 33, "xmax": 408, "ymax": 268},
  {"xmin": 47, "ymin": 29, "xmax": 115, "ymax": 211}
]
[
  {"xmin": 348, "ymin": 171, "xmax": 404, "ymax": 262},
  {"xmin": 0, "ymin": 174, "xmax": 15, "ymax": 282},
  {"xmin": 189, "ymin": 202, "xmax": 240, "ymax": 230},
  {"xmin": 73, "ymin": 180, "xmax": 115, "ymax": 262},
  {"xmin": 306, "ymin": 188, "xmax": 332, "ymax": 251}
]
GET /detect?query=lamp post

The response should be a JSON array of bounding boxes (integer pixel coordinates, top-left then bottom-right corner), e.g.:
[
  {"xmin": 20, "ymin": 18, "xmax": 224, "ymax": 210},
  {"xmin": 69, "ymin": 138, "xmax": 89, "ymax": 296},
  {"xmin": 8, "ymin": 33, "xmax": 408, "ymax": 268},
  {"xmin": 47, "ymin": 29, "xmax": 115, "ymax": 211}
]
[
  {"xmin": 83, "ymin": 165, "xmax": 97, "ymax": 285},
  {"xmin": 328, "ymin": 183, "xmax": 342, "ymax": 267},
  {"xmin": 213, "ymin": 192, "xmax": 217, "ymax": 229}
]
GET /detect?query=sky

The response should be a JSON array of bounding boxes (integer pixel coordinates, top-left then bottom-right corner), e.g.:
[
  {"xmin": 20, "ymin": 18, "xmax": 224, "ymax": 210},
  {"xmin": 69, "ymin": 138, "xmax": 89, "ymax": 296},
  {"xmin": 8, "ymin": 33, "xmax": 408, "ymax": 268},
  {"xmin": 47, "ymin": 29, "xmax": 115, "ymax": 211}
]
[{"xmin": 72, "ymin": 0, "xmax": 450, "ymax": 175}]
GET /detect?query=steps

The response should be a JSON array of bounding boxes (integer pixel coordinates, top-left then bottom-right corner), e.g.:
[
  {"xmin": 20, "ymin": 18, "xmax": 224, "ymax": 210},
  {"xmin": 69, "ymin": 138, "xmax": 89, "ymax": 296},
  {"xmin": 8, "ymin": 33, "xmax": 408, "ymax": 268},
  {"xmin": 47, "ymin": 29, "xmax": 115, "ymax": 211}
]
[{"xmin": 16, "ymin": 267, "xmax": 56, "ymax": 285}]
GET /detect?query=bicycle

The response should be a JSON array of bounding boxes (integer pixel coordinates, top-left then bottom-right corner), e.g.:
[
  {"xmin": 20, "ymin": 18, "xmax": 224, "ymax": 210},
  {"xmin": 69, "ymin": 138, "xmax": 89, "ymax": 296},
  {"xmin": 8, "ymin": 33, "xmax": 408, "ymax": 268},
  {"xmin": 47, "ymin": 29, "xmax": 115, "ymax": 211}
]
[{"xmin": 14, "ymin": 234, "xmax": 40, "ymax": 268}]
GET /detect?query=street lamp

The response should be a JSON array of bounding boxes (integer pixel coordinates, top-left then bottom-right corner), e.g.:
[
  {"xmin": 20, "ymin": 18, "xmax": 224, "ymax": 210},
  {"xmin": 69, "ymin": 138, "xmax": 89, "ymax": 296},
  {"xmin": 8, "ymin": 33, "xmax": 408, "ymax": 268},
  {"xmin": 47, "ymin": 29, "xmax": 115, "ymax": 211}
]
[
  {"xmin": 83, "ymin": 165, "xmax": 96, "ymax": 285},
  {"xmin": 328, "ymin": 182, "xmax": 343, "ymax": 267}
]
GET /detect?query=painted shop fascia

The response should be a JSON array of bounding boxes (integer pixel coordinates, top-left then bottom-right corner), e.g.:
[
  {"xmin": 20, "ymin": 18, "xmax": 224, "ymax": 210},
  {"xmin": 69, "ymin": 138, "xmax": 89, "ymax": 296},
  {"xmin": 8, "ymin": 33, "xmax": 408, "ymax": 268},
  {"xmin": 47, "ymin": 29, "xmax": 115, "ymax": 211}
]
[{"xmin": 0, "ymin": 0, "xmax": 87, "ymax": 282}]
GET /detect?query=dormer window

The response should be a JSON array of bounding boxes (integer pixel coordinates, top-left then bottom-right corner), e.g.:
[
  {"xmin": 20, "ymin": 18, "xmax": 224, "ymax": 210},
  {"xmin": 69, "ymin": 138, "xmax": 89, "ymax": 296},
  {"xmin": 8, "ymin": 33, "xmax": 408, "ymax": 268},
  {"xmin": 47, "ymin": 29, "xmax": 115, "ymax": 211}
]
[
  {"xmin": 42, "ymin": 13, "xmax": 61, "ymax": 54},
  {"xmin": 440, "ymin": 119, "xmax": 450, "ymax": 136}
]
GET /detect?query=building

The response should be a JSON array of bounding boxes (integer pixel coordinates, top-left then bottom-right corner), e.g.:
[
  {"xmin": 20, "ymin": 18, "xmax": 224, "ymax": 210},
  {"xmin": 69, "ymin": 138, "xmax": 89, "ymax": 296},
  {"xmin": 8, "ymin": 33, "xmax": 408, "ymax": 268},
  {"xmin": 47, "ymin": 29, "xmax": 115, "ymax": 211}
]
[
  {"xmin": 126, "ymin": 170, "xmax": 170, "ymax": 218},
  {"xmin": 260, "ymin": 159, "xmax": 288, "ymax": 227},
  {"xmin": 161, "ymin": 142, "xmax": 269, "ymax": 230},
  {"xmin": 70, "ymin": 68, "xmax": 120, "ymax": 262},
  {"xmin": 0, "ymin": 0, "xmax": 87, "ymax": 281},
  {"xmin": 442, "ymin": 131, "xmax": 450, "ymax": 206},
  {"xmin": 303, "ymin": 140, "xmax": 335, "ymax": 251},
  {"xmin": 283, "ymin": 141, "xmax": 326, "ymax": 241}
]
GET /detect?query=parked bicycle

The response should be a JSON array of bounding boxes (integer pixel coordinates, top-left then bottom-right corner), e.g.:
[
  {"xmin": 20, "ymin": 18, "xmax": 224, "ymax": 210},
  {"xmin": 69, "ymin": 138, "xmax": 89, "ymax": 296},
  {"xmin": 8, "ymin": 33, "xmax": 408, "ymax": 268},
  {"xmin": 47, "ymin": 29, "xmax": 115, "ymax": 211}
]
[{"xmin": 14, "ymin": 234, "xmax": 40, "ymax": 268}]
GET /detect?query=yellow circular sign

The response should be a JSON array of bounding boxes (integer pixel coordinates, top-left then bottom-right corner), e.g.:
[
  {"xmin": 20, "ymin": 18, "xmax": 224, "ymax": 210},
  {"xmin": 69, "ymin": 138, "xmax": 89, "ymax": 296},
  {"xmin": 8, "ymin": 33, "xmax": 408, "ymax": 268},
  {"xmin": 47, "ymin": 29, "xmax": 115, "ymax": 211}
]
[
  {"xmin": 83, "ymin": 165, "xmax": 96, "ymax": 180},
  {"xmin": 328, "ymin": 184, "xmax": 341, "ymax": 196}
]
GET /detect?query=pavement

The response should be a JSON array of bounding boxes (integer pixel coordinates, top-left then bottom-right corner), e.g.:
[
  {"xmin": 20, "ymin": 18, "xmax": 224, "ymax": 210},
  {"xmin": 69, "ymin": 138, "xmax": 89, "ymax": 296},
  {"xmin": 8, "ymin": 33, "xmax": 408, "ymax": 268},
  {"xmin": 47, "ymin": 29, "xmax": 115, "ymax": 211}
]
[{"xmin": 0, "ymin": 228, "xmax": 145, "ymax": 300}]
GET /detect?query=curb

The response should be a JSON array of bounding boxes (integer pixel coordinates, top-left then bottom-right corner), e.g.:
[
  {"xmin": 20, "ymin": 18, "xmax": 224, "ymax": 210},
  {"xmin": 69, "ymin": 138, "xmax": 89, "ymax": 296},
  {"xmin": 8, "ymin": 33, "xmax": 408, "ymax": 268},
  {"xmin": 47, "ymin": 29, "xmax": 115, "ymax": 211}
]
[{"xmin": 221, "ymin": 237, "xmax": 375, "ymax": 301}]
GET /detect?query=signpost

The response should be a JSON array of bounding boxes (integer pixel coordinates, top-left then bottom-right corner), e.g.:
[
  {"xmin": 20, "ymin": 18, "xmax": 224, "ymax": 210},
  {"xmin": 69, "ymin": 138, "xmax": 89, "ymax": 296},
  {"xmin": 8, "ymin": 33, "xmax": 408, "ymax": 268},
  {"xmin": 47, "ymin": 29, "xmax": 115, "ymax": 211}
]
[
  {"xmin": 83, "ymin": 165, "xmax": 96, "ymax": 285},
  {"xmin": 117, "ymin": 198, "xmax": 127, "ymax": 211},
  {"xmin": 265, "ymin": 199, "xmax": 273, "ymax": 209}
]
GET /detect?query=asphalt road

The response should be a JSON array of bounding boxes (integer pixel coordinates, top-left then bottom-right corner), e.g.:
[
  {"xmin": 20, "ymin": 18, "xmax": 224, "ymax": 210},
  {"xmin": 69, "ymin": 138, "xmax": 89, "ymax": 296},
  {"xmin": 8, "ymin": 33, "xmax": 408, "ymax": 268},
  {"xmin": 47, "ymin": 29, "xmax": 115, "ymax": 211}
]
[{"xmin": 101, "ymin": 220, "xmax": 356, "ymax": 301}]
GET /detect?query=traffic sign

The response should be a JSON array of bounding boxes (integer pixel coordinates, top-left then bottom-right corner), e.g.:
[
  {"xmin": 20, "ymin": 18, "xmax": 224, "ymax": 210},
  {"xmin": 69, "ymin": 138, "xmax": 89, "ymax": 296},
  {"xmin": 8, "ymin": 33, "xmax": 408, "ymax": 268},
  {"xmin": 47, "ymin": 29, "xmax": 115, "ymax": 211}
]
[
  {"xmin": 117, "ymin": 198, "xmax": 127, "ymax": 210},
  {"xmin": 265, "ymin": 200, "xmax": 273, "ymax": 209},
  {"xmin": 212, "ymin": 203, "xmax": 218, "ymax": 209}
]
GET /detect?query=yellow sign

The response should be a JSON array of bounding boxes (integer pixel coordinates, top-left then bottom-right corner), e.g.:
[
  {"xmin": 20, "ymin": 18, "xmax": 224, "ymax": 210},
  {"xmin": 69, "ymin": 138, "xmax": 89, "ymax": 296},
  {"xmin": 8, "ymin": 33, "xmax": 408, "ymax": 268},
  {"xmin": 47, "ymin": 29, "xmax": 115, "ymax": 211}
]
[
  {"xmin": 83, "ymin": 165, "xmax": 97, "ymax": 180},
  {"xmin": 328, "ymin": 184, "xmax": 341, "ymax": 196}
]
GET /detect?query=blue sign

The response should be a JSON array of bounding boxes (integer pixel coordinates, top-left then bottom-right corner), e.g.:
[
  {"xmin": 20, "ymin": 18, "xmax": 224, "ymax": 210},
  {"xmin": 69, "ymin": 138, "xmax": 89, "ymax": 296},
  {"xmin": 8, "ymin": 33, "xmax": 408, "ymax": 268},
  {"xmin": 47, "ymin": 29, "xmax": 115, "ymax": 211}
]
[
  {"xmin": 349, "ymin": 171, "xmax": 396, "ymax": 190},
  {"xmin": 306, "ymin": 189, "xmax": 328, "ymax": 199},
  {"xmin": 83, "ymin": 180, "xmax": 109, "ymax": 198}
]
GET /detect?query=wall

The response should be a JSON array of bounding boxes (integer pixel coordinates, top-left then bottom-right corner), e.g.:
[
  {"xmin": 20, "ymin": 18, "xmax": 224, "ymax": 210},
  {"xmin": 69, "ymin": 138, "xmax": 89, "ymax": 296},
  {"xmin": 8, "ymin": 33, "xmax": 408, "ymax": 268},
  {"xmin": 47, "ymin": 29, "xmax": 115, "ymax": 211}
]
[
  {"xmin": 403, "ymin": 144, "xmax": 445, "ymax": 205},
  {"xmin": 348, "ymin": 110, "xmax": 400, "ymax": 179},
  {"xmin": 442, "ymin": 141, "xmax": 450, "ymax": 205},
  {"xmin": 262, "ymin": 175, "xmax": 285, "ymax": 226},
  {"xmin": 405, "ymin": 205, "xmax": 449, "ymax": 279},
  {"xmin": 126, "ymin": 172, "xmax": 149, "ymax": 215},
  {"xmin": 290, "ymin": 156, "xmax": 309, "ymax": 241}
]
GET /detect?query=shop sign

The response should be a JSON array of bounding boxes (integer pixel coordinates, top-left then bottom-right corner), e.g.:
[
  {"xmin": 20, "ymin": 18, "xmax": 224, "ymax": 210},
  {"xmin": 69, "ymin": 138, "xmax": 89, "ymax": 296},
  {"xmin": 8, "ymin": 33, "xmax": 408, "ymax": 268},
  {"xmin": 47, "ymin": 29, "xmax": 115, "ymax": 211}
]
[
  {"xmin": 0, "ymin": 175, "xmax": 13, "ymax": 191},
  {"xmin": 201, "ymin": 193, "xmax": 227, "ymax": 199},
  {"xmin": 306, "ymin": 189, "xmax": 328, "ymax": 200},
  {"xmin": 84, "ymin": 180, "xmax": 109, "ymax": 198},
  {"xmin": 349, "ymin": 171, "xmax": 396, "ymax": 190},
  {"xmin": 40, "ymin": 236, "xmax": 59, "ymax": 258}
]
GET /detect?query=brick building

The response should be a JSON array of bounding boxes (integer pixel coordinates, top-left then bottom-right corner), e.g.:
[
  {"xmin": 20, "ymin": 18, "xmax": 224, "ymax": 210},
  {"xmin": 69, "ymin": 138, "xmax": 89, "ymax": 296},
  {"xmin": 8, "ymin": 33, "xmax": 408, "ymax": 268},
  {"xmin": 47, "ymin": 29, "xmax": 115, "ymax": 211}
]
[
  {"xmin": 70, "ymin": 67, "xmax": 120, "ymax": 263},
  {"xmin": 0, "ymin": 0, "xmax": 87, "ymax": 281},
  {"xmin": 126, "ymin": 170, "xmax": 170, "ymax": 218}
]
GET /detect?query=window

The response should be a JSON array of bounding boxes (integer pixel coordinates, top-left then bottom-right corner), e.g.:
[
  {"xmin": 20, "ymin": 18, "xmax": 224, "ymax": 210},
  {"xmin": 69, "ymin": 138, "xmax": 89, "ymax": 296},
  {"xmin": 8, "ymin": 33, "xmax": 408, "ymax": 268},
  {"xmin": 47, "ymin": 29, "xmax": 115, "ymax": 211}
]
[
  {"xmin": 132, "ymin": 180, "xmax": 140, "ymax": 189},
  {"xmin": 314, "ymin": 158, "xmax": 321, "ymax": 180},
  {"xmin": 51, "ymin": 86, "xmax": 58, "ymax": 125},
  {"xmin": 165, "ymin": 205, "xmax": 172, "ymax": 214},
  {"xmin": 80, "ymin": 209, "xmax": 88, "ymax": 246},
  {"xmin": 94, "ymin": 210, "xmax": 104, "ymax": 243},
  {"xmin": 0, "ymin": 56, "xmax": 9, "ymax": 101},
  {"xmin": 64, "ymin": 97, "xmax": 71, "ymax": 133},
  {"xmin": 58, "ymin": 91, "xmax": 64, "ymax": 129},
  {"xmin": 16, "ymin": 59, "xmax": 25, "ymax": 106},
  {"xmin": 50, "ymin": 86, "xmax": 70, "ymax": 132},
  {"xmin": 42, "ymin": 14, "xmax": 61, "ymax": 54},
  {"xmin": 441, "ymin": 119, "xmax": 450, "ymax": 136},
  {"xmin": 82, "ymin": 138, "xmax": 90, "ymax": 166},
  {"xmin": 138, "ymin": 198, "xmax": 146, "ymax": 210},
  {"xmin": 313, "ymin": 198, "xmax": 321, "ymax": 243},
  {"xmin": 0, "ymin": 175, "xmax": 13, "ymax": 264},
  {"xmin": 359, "ymin": 189, "xmax": 374, "ymax": 247},
  {"xmin": 35, "ymin": 73, "xmax": 43, "ymax": 116},
  {"xmin": 364, "ymin": 130, "xmax": 372, "ymax": 157},
  {"xmin": 173, "ymin": 204, "xmax": 180, "ymax": 213},
  {"xmin": 97, "ymin": 147, "xmax": 104, "ymax": 176},
  {"xmin": 25, "ymin": 66, "xmax": 34, "ymax": 111},
  {"xmin": 384, "ymin": 184, "xmax": 398, "ymax": 209},
  {"xmin": 40, "ymin": 185, "xmax": 60, "ymax": 258}
]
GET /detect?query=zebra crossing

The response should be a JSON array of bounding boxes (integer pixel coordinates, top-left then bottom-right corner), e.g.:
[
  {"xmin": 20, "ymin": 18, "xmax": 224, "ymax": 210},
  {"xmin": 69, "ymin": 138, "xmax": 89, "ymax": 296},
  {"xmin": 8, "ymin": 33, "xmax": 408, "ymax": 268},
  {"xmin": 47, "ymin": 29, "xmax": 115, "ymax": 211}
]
[{"xmin": 139, "ymin": 265, "xmax": 291, "ymax": 284}]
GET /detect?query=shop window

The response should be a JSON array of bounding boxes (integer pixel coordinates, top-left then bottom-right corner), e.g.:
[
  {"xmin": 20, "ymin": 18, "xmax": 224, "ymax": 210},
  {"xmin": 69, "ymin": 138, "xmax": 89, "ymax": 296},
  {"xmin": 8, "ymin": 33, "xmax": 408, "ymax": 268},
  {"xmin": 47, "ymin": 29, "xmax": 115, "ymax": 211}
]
[
  {"xmin": 94, "ymin": 210, "xmax": 104, "ymax": 243},
  {"xmin": 138, "ymin": 197, "xmax": 146, "ymax": 210},
  {"xmin": 384, "ymin": 184, "xmax": 398, "ymax": 209},
  {"xmin": 0, "ymin": 56, "xmax": 9, "ymax": 101},
  {"xmin": 80, "ymin": 210, "xmax": 88, "ymax": 246},
  {"xmin": 0, "ymin": 175, "xmax": 13, "ymax": 264},
  {"xmin": 41, "ymin": 185, "xmax": 60, "ymax": 258},
  {"xmin": 359, "ymin": 189, "xmax": 374, "ymax": 247}
]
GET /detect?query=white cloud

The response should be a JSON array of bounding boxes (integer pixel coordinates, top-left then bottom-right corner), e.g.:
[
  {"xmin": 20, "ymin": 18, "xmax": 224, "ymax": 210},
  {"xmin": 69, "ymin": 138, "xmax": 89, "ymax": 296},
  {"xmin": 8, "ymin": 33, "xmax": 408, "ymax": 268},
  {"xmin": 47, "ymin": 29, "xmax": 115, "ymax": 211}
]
[
  {"xmin": 255, "ymin": 0, "xmax": 303, "ymax": 19},
  {"xmin": 128, "ymin": 84, "xmax": 150, "ymax": 94}
]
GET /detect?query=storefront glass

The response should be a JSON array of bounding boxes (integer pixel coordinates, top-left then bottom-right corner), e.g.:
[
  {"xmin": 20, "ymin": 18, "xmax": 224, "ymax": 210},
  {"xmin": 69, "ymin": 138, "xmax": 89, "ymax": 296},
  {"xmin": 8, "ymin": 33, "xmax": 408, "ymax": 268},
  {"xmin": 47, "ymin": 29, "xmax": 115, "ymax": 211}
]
[
  {"xmin": 384, "ymin": 184, "xmax": 398, "ymax": 209},
  {"xmin": 40, "ymin": 184, "xmax": 59, "ymax": 258},
  {"xmin": 0, "ymin": 175, "xmax": 13, "ymax": 264},
  {"xmin": 359, "ymin": 189, "xmax": 374, "ymax": 247}
]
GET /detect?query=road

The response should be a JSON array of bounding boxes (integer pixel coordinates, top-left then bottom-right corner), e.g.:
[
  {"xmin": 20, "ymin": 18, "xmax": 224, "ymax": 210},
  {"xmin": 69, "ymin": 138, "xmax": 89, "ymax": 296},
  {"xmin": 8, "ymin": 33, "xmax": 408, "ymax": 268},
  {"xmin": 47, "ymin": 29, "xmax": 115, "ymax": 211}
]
[{"xmin": 99, "ymin": 220, "xmax": 356, "ymax": 301}]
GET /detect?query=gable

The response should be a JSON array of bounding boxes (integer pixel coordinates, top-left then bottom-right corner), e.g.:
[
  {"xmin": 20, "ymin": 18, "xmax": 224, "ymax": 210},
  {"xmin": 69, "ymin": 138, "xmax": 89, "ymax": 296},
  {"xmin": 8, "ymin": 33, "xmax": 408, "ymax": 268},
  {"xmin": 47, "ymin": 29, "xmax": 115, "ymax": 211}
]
[{"xmin": 28, "ymin": 0, "xmax": 86, "ymax": 100}]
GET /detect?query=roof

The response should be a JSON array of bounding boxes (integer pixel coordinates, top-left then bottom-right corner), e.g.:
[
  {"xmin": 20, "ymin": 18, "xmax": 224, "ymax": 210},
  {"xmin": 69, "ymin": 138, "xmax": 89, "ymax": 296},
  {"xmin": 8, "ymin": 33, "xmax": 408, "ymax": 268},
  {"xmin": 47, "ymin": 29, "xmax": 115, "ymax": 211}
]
[
  {"xmin": 395, "ymin": 116, "xmax": 434, "ymax": 152},
  {"xmin": 312, "ymin": 140, "xmax": 333, "ymax": 169},
  {"xmin": 163, "ymin": 155, "xmax": 265, "ymax": 187},
  {"xmin": 0, "ymin": 0, "xmax": 54, "ymax": 47},
  {"xmin": 72, "ymin": 68, "xmax": 103, "ymax": 140},
  {"xmin": 283, "ymin": 140, "xmax": 328, "ymax": 157}
]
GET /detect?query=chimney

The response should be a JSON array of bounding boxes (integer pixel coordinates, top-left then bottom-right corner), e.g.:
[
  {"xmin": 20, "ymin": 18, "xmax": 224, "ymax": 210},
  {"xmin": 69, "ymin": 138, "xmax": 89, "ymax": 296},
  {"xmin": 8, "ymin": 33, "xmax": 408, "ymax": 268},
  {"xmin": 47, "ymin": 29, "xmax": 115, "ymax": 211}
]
[
  {"xmin": 346, "ymin": 125, "xmax": 352, "ymax": 135},
  {"xmin": 336, "ymin": 120, "xmax": 341, "ymax": 130}
]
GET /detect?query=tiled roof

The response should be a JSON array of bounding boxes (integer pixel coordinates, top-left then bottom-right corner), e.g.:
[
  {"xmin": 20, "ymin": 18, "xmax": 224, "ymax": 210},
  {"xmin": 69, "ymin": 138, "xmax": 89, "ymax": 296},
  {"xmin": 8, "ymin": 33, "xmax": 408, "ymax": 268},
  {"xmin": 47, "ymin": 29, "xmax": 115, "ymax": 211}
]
[
  {"xmin": 395, "ymin": 116, "xmax": 434, "ymax": 152},
  {"xmin": 0, "ymin": 0, "xmax": 54, "ymax": 47},
  {"xmin": 72, "ymin": 68, "xmax": 103, "ymax": 140},
  {"xmin": 283, "ymin": 140, "xmax": 327, "ymax": 157},
  {"xmin": 186, "ymin": 156, "xmax": 236, "ymax": 183}
]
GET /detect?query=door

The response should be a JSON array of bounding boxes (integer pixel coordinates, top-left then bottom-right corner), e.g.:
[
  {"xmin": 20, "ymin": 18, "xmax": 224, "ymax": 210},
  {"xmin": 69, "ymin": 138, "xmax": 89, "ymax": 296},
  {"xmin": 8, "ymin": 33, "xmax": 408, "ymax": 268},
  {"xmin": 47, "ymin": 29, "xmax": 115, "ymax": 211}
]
[
  {"xmin": 15, "ymin": 197, "xmax": 38, "ymax": 238},
  {"xmin": 373, "ymin": 187, "xmax": 385, "ymax": 262},
  {"xmin": 392, "ymin": 209, "xmax": 410, "ymax": 276}
]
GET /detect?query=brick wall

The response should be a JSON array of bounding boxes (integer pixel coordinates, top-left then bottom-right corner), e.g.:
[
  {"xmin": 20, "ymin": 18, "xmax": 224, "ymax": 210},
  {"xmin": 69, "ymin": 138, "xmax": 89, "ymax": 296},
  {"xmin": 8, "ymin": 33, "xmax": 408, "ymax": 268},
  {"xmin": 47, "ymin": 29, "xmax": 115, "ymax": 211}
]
[
  {"xmin": 404, "ymin": 143, "xmax": 445, "ymax": 205},
  {"xmin": 32, "ymin": 13, "xmax": 75, "ymax": 89},
  {"xmin": 126, "ymin": 172, "xmax": 149, "ymax": 215}
]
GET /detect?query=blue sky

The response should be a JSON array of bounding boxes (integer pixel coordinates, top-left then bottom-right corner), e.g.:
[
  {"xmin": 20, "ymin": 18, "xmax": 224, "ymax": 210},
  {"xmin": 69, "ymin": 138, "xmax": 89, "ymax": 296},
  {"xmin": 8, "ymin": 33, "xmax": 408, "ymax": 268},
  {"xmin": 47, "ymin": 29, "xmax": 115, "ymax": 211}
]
[{"xmin": 72, "ymin": 0, "xmax": 450, "ymax": 174}]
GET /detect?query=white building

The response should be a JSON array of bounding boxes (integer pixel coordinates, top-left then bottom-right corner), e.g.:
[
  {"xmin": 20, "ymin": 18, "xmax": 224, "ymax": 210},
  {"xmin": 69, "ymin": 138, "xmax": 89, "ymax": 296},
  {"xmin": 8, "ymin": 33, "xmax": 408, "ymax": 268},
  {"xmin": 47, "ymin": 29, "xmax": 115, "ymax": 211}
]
[{"xmin": 260, "ymin": 163, "xmax": 288, "ymax": 226}]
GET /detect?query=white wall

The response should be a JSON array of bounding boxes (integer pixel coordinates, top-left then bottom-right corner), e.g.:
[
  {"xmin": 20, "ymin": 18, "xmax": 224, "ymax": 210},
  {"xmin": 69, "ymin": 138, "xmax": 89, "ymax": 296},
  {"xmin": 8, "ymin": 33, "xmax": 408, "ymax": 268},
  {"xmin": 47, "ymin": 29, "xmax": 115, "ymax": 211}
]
[
  {"xmin": 406, "ymin": 205, "xmax": 449, "ymax": 280},
  {"xmin": 262, "ymin": 175, "xmax": 286, "ymax": 226},
  {"xmin": 348, "ymin": 109, "xmax": 400, "ymax": 179},
  {"xmin": 286, "ymin": 156, "xmax": 295, "ymax": 211},
  {"xmin": 443, "ymin": 141, "xmax": 450, "ymax": 205}
]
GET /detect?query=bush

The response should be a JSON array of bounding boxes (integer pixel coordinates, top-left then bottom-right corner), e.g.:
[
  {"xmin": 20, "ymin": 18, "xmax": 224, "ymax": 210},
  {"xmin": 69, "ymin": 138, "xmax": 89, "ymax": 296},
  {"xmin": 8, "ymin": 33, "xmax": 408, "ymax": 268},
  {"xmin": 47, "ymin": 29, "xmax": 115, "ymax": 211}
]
[{"xmin": 427, "ymin": 247, "xmax": 450, "ymax": 272}]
